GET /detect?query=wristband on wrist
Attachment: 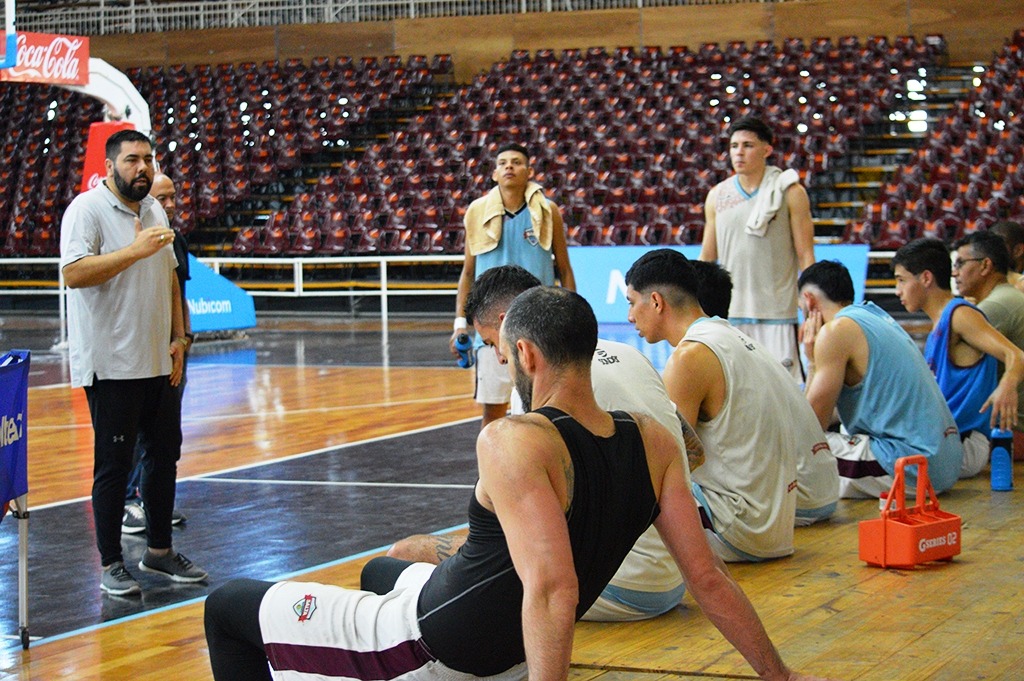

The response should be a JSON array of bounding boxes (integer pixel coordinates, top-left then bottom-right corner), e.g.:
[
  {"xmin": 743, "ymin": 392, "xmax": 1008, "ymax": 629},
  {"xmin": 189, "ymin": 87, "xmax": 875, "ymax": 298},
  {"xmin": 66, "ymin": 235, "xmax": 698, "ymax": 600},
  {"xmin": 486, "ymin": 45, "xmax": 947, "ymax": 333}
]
[
  {"xmin": 175, "ymin": 336, "xmax": 191, "ymax": 350},
  {"xmin": 454, "ymin": 316, "xmax": 468, "ymax": 331}
]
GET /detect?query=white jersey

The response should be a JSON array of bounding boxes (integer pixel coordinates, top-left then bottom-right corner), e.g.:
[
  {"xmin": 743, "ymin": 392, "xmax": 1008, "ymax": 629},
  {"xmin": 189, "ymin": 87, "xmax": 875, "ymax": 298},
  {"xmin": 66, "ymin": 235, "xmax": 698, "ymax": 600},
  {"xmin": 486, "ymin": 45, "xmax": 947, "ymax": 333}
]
[
  {"xmin": 512, "ymin": 338, "xmax": 686, "ymax": 593},
  {"xmin": 684, "ymin": 318, "xmax": 830, "ymax": 558},
  {"xmin": 712, "ymin": 169, "xmax": 799, "ymax": 321}
]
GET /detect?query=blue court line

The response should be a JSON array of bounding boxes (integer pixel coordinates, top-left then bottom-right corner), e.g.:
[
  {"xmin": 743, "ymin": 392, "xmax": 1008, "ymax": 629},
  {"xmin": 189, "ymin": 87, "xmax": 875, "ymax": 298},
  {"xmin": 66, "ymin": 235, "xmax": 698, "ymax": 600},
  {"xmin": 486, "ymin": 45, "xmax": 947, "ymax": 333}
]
[{"xmin": 28, "ymin": 521, "xmax": 470, "ymax": 648}]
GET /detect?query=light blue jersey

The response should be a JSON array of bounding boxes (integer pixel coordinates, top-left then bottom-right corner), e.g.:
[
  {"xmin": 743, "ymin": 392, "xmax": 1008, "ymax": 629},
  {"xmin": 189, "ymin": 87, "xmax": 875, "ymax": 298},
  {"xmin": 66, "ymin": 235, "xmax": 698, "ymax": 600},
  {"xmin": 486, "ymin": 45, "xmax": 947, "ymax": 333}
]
[
  {"xmin": 835, "ymin": 302, "xmax": 963, "ymax": 493},
  {"xmin": 475, "ymin": 207, "xmax": 555, "ymax": 285}
]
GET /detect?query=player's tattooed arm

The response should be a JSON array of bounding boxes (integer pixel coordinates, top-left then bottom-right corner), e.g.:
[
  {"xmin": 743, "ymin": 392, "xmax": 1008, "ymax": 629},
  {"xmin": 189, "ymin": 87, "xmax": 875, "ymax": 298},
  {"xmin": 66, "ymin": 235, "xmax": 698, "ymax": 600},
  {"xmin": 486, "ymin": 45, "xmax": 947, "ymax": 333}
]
[{"xmin": 678, "ymin": 413, "xmax": 705, "ymax": 471}]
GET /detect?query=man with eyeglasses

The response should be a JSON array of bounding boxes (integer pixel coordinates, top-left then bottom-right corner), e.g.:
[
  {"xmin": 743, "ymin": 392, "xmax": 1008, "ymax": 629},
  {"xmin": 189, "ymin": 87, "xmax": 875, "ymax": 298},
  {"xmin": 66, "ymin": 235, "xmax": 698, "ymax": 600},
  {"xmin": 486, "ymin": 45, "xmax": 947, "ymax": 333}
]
[{"xmin": 953, "ymin": 231, "xmax": 1024, "ymax": 448}]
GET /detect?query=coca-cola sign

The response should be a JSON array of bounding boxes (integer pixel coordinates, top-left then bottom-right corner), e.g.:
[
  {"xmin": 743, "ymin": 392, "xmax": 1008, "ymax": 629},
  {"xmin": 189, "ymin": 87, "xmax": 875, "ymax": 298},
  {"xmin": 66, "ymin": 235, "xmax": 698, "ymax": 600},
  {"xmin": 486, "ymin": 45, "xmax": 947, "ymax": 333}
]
[{"xmin": 0, "ymin": 32, "xmax": 89, "ymax": 86}]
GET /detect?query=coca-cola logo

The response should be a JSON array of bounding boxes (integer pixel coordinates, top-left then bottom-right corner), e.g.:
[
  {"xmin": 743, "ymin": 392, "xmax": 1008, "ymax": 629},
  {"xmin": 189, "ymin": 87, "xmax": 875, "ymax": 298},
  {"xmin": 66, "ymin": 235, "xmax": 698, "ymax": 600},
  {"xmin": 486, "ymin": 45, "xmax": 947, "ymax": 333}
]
[{"xmin": 0, "ymin": 32, "xmax": 89, "ymax": 85}]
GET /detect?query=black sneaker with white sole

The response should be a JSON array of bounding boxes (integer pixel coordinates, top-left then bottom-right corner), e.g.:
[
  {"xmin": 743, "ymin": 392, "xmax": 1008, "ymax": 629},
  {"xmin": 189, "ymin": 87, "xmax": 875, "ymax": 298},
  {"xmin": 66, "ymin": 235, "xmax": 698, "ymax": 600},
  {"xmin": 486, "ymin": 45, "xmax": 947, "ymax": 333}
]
[
  {"xmin": 100, "ymin": 561, "xmax": 142, "ymax": 596},
  {"xmin": 138, "ymin": 549, "xmax": 208, "ymax": 583},
  {"xmin": 122, "ymin": 502, "xmax": 146, "ymax": 534},
  {"xmin": 122, "ymin": 501, "xmax": 187, "ymax": 533}
]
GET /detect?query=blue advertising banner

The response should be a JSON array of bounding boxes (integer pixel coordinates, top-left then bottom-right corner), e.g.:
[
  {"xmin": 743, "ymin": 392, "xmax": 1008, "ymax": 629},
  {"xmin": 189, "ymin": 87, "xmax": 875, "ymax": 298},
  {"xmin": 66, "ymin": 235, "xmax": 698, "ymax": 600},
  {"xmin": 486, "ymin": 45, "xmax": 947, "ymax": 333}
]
[
  {"xmin": 568, "ymin": 244, "xmax": 871, "ymax": 323},
  {"xmin": 0, "ymin": 350, "xmax": 29, "ymax": 519},
  {"xmin": 186, "ymin": 255, "xmax": 257, "ymax": 333}
]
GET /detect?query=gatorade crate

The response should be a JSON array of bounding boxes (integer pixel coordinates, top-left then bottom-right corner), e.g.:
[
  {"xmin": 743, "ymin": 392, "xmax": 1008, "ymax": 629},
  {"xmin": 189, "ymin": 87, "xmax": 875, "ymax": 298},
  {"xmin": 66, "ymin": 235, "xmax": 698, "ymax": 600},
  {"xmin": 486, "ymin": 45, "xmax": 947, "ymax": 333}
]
[{"xmin": 859, "ymin": 455, "xmax": 961, "ymax": 569}]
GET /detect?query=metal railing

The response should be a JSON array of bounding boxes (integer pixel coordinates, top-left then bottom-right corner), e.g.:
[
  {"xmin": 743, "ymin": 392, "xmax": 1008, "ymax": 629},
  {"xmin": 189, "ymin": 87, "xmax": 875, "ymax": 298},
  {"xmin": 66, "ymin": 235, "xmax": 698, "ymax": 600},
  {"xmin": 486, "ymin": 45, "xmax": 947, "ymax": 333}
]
[
  {"xmin": 0, "ymin": 254, "xmax": 464, "ymax": 346},
  {"xmin": 13, "ymin": 0, "xmax": 774, "ymax": 36}
]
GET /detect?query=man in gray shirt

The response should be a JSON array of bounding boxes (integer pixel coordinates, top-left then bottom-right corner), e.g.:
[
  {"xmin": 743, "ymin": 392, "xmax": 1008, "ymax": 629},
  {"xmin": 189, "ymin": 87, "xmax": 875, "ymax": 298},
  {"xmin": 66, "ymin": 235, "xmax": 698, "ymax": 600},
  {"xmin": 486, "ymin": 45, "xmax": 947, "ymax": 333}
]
[
  {"xmin": 60, "ymin": 129, "xmax": 206, "ymax": 596},
  {"xmin": 953, "ymin": 230, "xmax": 1024, "ymax": 450}
]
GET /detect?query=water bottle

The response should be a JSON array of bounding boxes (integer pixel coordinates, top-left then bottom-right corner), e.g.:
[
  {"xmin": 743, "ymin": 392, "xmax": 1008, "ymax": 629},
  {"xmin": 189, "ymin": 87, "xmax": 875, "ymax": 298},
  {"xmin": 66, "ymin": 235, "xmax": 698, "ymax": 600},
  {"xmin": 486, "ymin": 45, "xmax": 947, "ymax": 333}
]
[
  {"xmin": 454, "ymin": 333, "xmax": 474, "ymax": 369},
  {"xmin": 990, "ymin": 427, "xmax": 1014, "ymax": 491}
]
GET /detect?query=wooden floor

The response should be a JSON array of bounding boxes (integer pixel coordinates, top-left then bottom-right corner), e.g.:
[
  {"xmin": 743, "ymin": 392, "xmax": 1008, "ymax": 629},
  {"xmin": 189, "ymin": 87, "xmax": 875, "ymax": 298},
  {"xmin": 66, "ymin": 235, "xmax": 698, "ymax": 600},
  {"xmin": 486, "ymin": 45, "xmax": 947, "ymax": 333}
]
[{"xmin": 2, "ymin": 317, "xmax": 1023, "ymax": 680}]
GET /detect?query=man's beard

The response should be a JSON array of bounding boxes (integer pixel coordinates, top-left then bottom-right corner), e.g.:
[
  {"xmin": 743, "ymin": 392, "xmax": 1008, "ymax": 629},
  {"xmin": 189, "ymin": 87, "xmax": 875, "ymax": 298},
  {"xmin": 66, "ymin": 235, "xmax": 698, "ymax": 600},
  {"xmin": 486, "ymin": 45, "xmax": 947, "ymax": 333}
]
[
  {"xmin": 512, "ymin": 352, "xmax": 533, "ymax": 412},
  {"xmin": 113, "ymin": 170, "xmax": 151, "ymax": 202}
]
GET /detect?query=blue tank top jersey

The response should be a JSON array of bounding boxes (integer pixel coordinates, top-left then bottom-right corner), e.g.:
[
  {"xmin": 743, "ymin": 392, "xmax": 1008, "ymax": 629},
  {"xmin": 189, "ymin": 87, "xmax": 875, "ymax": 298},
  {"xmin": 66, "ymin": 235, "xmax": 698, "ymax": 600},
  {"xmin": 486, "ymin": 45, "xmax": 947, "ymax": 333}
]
[
  {"xmin": 924, "ymin": 298, "xmax": 997, "ymax": 436},
  {"xmin": 835, "ymin": 302, "xmax": 963, "ymax": 493},
  {"xmin": 416, "ymin": 408, "xmax": 658, "ymax": 676},
  {"xmin": 475, "ymin": 205, "xmax": 556, "ymax": 285}
]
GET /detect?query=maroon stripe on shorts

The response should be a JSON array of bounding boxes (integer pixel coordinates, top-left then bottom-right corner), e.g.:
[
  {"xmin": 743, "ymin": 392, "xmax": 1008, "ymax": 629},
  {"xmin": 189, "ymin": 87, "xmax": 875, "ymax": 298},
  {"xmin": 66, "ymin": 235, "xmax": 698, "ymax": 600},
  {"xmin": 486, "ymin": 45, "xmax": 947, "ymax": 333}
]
[
  {"xmin": 836, "ymin": 458, "xmax": 889, "ymax": 479},
  {"xmin": 696, "ymin": 504, "xmax": 714, "ymax": 531},
  {"xmin": 265, "ymin": 638, "xmax": 434, "ymax": 678}
]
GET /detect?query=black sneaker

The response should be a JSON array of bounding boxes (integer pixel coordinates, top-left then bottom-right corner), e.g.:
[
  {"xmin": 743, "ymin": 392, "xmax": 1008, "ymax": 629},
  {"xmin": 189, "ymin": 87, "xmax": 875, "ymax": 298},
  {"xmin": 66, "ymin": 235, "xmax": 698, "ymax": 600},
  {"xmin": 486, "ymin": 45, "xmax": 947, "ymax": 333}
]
[
  {"xmin": 124, "ymin": 501, "xmax": 187, "ymax": 531},
  {"xmin": 122, "ymin": 502, "xmax": 146, "ymax": 534},
  {"xmin": 100, "ymin": 561, "xmax": 142, "ymax": 596},
  {"xmin": 139, "ymin": 550, "xmax": 208, "ymax": 583}
]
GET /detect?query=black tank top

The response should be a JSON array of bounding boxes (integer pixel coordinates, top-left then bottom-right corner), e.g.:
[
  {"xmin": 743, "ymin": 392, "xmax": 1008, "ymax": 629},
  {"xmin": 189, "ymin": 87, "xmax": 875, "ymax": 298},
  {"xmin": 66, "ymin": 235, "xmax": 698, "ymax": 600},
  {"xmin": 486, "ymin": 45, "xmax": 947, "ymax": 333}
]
[{"xmin": 416, "ymin": 407, "xmax": 660, "ymax": 675}]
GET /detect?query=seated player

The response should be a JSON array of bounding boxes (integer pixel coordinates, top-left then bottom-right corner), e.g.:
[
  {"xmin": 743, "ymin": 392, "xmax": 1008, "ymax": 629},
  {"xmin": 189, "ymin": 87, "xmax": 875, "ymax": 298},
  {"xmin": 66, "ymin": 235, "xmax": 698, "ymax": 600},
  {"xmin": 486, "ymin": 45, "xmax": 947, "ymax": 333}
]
[
  {"xmin": 204, "ymin": 287, "xmax": 835, "ymax": 681},
  {"xmin": 893, "ymin": 238, "xmax": 1023, "ymax": 477},
  {"xmin": 953, "ymin": 230, "xmax": 1024, "ymax": 456},
  {"xmin": 625, "ymin": 249, "xmax": 837, "ymax": 561},
  {"xmin": 689, "ymin": 259, "xmax": 840, "ymax": 526},
  {"xmin": 387, "ymin": 265, "xmax": 703, "ymax": 622},
  {"xmin": 800, "ymin": 260, "xmax": 963, "ymax": 497}
]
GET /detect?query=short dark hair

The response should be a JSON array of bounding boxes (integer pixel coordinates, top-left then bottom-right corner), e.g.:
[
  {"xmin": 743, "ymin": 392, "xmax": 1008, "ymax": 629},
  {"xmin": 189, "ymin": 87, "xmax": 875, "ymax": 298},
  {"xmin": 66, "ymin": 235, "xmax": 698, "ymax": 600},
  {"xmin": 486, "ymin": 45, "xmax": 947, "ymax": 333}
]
[
  {"xmin": 503, "ymin": 287, "xmax": 597, "ymax": 369},
  {"xmin": 464, "ymin": 265, "xmax": 541, "ymax": 327},
  {"xmin": 690, "ymin": 261, "xmax": 733, "ymax": 318},
  {"xmin": 989, "ymin": 221, "xmax": 1024, "ymax": 250},
  {"xmin": 624, "ymin": 248, "xmax": 699, "ymax": 308},
  {"xmin": 892, "ymin": 238, "xmax": 952, "ymax": 291},
  {"xmin": 105, "ymin": 129, "xmax": 152, "ymax": 161},
  {"xmin": 797, "ymin": 260, "xmax": 855, "ymax": 304},
  {"xmin": 496, "ymin": 143, "xmax": 530, "ymax": 165},
  {"xmin": 954, "ymin": 230, "xmax": 1010, "ymax": 275},
  {"xmin": 727, "ymin": 116, "xmax": 774, "ymax": 146}
]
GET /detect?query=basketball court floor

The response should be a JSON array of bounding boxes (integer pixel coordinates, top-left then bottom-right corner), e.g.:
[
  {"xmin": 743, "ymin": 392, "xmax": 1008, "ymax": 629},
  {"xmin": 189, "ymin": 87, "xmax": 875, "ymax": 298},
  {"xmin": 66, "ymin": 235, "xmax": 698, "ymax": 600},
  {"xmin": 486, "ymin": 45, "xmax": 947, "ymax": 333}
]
[
  {"xmin": 0, "ymin": 315, "xmax": 662, "ymax": 654},
  {"xmin": 2, "ymin": 313, "xmax": 1023, "ymax": 681}
]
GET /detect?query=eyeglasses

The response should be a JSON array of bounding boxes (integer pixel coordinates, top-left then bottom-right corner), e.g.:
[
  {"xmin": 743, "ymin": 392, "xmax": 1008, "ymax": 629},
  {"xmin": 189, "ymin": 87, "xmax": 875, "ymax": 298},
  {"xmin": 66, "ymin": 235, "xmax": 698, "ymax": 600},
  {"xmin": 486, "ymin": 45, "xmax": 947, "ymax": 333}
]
[{"xmin": 951, "ymin": 257, "xmax": 985, "ymax": 271}]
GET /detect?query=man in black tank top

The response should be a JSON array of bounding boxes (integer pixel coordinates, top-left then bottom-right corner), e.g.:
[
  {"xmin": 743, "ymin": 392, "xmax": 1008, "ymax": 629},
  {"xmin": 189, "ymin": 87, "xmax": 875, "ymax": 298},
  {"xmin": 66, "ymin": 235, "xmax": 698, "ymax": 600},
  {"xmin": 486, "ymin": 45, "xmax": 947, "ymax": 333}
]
[{"xmin": 205, "ymin": 287, "xmax": 836, "ymax": 681}]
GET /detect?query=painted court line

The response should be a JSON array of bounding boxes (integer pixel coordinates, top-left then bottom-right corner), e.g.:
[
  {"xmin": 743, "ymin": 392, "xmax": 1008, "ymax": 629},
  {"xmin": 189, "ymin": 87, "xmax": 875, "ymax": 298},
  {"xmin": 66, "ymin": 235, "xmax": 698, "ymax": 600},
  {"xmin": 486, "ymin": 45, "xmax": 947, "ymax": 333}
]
[
  {"xmin": 29, "ymin": 394, "xmax": 474, "ymax": 431},
  {"xmin": 27, "ymin": 521, "xmax": 470, "ymax": 649},
  {"xmin": 203, "ymin": 478, "xmax": 475, "ymax": 490},
  {"xmin": 24, "ymin": 416, "xmax": 480, "ymax": 512}
]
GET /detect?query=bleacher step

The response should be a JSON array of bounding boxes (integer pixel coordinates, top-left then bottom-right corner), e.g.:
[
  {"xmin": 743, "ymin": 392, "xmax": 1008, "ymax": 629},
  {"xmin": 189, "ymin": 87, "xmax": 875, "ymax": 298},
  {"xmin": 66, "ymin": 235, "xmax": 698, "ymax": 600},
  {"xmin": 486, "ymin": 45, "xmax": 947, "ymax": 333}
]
[
  {"xmin": 863, "ymin": 148, "xmax": 916, "ymax": 156},
  {"xmin": 817, "ymin": 201, "xmax": 868, "ymax": 209},
  {"xmin": 833, "ymin": 181, "xmax": 882, "ymax": 189},
  {"xmin": 862, "ymin": 133, "xmax": 925, "ymax": 142}
]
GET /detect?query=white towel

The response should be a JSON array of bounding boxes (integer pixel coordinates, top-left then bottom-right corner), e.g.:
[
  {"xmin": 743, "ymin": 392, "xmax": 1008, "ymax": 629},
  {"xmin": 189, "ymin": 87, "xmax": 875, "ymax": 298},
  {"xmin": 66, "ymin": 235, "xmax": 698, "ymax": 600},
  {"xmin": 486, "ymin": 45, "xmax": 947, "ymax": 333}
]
[{"xmin": 744, "ymin": 167, "xmax": 801, "ymax": 237}]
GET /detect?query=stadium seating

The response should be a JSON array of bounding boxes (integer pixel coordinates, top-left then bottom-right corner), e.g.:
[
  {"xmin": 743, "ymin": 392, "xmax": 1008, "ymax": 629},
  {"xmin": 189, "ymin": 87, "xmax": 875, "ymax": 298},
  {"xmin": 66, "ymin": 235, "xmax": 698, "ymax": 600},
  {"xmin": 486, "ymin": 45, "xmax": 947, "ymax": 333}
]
[
  {"xmin": 12, "ymin": 34, "xmax": 1024, "ymax": 260},
  {"xmin": 857, "ymin": 38, "xmax": 1024, "ymax": 244}
]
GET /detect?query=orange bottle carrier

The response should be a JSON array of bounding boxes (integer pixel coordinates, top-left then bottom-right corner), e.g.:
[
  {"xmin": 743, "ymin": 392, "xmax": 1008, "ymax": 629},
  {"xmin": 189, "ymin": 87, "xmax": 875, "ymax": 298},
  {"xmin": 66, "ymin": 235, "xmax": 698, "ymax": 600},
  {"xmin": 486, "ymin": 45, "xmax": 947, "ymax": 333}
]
[{"xmin": 858, "ymin": 455, "xmax": 962, "ymax": 569}]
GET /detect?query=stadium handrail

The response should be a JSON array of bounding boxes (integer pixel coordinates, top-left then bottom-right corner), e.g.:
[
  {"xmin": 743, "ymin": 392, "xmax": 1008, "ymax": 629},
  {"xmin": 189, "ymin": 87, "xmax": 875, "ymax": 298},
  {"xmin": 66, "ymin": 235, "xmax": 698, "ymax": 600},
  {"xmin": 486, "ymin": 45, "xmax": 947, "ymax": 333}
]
[
  {"xmin": 0, "ymin": 254, "xmax": 463, "ymax": 344},
  {"xmin": 17, "ymin": 0, "xmax": 778, "ymax": 36}
]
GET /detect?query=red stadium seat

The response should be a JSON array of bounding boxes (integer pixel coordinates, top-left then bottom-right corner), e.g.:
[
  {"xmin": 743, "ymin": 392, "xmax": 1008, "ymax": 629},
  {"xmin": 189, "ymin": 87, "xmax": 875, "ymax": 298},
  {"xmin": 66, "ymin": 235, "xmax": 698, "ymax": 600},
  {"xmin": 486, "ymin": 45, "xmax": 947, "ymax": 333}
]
[
  {"xmin": 285, "ymin": 227, "xmax": 322, "ymax": 255},
  {"xmin": 230, "ymin": 226, "xmax": 260, "ymax": 256}
]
